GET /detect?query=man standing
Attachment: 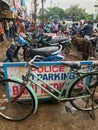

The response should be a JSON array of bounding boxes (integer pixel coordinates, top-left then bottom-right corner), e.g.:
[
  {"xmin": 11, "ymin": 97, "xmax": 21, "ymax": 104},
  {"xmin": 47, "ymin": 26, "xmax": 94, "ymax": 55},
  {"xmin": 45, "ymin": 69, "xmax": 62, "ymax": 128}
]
[
  {"xmin": 0, "ymin": 22, "xmax": 4, "ymax": 43},
  {"xmin": 80, "ymin": 21, "xmax": 93, "ymax": 39}
]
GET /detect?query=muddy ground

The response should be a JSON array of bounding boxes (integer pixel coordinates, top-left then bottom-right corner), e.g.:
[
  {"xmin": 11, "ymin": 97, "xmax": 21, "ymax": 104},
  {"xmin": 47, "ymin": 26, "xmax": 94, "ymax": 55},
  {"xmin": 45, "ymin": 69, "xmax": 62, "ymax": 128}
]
[
  {"xmin": 0, "ymin": 40, "xmax": 10, "ymax": 62},
  {"xmin": 0, "ymin": 41, "xmax": 98, "ymax": 130},
  {"xmin": 0, "ymin": 101, "xmax": 98, "ymax": 130}
]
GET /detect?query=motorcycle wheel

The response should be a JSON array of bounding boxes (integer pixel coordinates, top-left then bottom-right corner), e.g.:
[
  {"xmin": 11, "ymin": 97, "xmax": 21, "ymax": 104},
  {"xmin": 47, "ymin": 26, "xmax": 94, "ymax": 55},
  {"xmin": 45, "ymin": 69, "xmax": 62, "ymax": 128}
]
[{"xmin": 23, "ymin": 48, "xmax": 31, "ymax": 62}]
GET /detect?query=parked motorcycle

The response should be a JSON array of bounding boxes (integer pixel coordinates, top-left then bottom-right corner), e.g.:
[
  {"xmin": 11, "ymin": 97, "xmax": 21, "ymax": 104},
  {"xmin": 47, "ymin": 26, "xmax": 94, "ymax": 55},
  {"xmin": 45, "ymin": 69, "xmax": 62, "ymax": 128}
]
[
  {"xmin": 29, "ymin": 33, "xmax": 71, "ymax": 57},
  {"xmin": 34, "ymin": 34, "xmax": 71, "ymax": 47},
  {"xmin": 24, "ymin": 44, "xmax": 65, "ymax": 62},
  {"xmin": 4, "ymin": 34, "xmax": 65, "ymax": 62}
]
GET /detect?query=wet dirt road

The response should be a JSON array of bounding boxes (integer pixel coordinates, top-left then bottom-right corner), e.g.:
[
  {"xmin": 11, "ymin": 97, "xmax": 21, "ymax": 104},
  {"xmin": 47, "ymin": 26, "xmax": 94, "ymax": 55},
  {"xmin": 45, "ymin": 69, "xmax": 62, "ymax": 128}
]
[
  {"xmin": 0, "ymin": 100, "xmax": 98, "ymax": 130},
  {"xmin": 1, "ymin": 41, "xmax": 98, "ymax": 130}
]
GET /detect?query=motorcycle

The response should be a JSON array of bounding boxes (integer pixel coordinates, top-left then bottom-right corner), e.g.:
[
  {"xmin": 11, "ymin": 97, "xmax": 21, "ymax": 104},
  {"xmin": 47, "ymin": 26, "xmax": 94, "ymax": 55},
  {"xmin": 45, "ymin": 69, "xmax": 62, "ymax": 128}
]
[
  {"xmin": 24, "ymin": 44, "xmax": 65, "ymax": 62},
  {"xmin": 30, "ymin": 33, "xmax": 71, "ymax": 57},
  {"xmin": 85, "ymin": 35, "xmax": 98, "ymax": 57},
  {"xmin": 34, "ymin": 34, "xmax": 71, "ymax": 47},
  {"xmin": 4, "ymin": 34, "xmax": 65, "ymax": 62}
]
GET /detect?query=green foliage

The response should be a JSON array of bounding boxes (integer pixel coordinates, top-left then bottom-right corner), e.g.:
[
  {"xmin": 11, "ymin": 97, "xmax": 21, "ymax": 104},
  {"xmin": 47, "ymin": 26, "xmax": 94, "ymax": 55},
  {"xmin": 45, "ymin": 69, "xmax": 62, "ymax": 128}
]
[
  {"xmin": 64, "ymin": 5, "xmax": 87, "ymax": 20},
  {"xmin": 38, "ymin": 7, "xmax": 65, "ymax": 21},
  {"xmin": 38, "ymin": 4, "xmax": 94, "ymax": 22}
]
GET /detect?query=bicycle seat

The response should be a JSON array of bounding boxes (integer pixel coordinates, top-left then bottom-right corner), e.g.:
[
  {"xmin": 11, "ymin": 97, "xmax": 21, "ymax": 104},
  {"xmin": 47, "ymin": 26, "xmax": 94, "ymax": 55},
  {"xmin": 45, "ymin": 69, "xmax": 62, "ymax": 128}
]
[{"xmin": 62, "ymin": 62, "xmax": 81, "ymax": 69}]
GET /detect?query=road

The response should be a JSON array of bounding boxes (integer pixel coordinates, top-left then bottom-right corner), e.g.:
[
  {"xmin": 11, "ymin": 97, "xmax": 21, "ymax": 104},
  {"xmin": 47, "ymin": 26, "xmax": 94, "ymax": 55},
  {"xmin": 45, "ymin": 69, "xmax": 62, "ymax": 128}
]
[
  {"xmin": 0, "ymin": 100, "xmax": 98, "ymax": 130},
  {"xmin": 0, "ymin": 40, "xmax": 98, "ymax": 130}
]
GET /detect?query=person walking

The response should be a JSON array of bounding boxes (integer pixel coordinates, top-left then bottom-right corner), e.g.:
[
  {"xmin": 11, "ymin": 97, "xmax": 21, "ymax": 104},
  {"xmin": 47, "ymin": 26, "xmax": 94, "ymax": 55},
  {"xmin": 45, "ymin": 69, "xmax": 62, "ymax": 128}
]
[
  {"xmin": 18, "ymin": 21, "xmax": 25, "ymax": 33},
  {"xmin": 0, "ymin": 22, "xmax": 4, "ymax": 44}
]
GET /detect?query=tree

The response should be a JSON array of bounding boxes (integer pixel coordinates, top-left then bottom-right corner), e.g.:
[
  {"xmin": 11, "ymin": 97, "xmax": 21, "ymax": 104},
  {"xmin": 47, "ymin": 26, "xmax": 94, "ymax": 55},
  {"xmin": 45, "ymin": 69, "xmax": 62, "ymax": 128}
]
[
  {"xmin": 64, "ymin": 5, "xmax": 93, "ymax": 21},
  {"xmin": 38, "ymin": 8, "xmax": 47, "ymax": 22},
  {"xmin": 38, "ymin": 4, "xmax": 94, "ymax": 22},
  {"xmin": 38, "ymin": 7, "xmax": 65, "ymax": 22}
]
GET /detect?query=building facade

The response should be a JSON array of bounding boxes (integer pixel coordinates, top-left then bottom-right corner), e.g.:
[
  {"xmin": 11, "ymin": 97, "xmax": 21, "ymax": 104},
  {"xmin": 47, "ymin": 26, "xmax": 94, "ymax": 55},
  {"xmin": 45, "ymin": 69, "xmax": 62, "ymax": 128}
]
[{"xmin": 0, "ymin": 0, "xmax": 27, "ymax": 19}]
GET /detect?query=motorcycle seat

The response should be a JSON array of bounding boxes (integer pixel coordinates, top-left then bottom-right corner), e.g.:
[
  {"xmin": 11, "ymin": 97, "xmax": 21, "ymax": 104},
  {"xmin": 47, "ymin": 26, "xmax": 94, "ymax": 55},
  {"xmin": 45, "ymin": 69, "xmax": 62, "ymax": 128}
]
[
  {"xmin": 85, "ymin": 35, "xmax": 98, "ymax": 41},
  {"xmin": 30, "ymin": 46, "xmax": 60, "ymax": 57},
  {"xmin": 49, "ymin": 37, "xmax": 69, "ymax": 44}
]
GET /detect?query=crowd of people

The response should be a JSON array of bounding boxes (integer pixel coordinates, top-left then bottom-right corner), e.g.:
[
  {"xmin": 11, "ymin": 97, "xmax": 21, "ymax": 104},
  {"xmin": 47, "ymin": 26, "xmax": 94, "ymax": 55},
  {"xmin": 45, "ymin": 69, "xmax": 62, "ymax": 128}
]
[
  {"xmin": 38, "ymin": 20, "xmax": 98, "ymax": 38},
  {"xmin": 0, "ymin": 18, "xmax": 97, "ymax": 44},
  {"xmin": 71, "ymin": 20, "xmax": 94, "ymax": 38},
  {"xmin": 0, "ymin": 19, "xmax": 36, "ymax": 44},
  {"xmin": 0, "ymin": 19, "xmax": 65, "ymax": 44}
]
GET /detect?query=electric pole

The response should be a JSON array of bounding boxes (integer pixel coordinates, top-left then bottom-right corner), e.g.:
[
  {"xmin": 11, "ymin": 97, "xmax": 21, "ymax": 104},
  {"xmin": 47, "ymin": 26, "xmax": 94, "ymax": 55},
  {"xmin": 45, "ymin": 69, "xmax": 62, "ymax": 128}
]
[
  {"xmin": 41, "ymin": 0, "xmax": 44, "ymax": 23},
  {"xmin": 94, "ymin": 0, "xmax": 98, "ymax": 20},
  {"xmin": 33, "ymin": 0, "xmax": 37, "ymax": 23},
  {"xmin": 41, "ymin": 0, "xmax": 46, "ymax": 23}
]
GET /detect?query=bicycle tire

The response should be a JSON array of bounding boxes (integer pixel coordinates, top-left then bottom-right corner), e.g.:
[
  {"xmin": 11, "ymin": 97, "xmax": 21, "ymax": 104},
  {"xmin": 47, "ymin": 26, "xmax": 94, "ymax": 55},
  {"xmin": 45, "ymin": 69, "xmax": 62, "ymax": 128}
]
[
  {"xmin": 68, "ymin": 73, "xmax": 98, "ymax": 111},
  {"xmin": 0, "ymin": 79, "xmax": 35, "ymax": 121}
]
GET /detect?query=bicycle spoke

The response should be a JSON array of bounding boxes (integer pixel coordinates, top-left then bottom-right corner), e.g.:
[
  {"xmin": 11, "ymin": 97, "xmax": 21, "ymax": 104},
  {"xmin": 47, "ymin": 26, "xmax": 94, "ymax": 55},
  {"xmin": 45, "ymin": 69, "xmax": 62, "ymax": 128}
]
[{"xmin": 69, "ymin": 73, "xmax": 98, "ymax": 111}]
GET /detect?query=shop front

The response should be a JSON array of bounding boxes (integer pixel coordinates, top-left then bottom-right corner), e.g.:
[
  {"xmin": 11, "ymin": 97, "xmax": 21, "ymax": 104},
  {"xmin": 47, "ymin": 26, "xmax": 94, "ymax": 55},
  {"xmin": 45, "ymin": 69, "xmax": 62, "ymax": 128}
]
[{"xmin": 0, "ymin": 0, "xmax": 14, "ymax": 19}]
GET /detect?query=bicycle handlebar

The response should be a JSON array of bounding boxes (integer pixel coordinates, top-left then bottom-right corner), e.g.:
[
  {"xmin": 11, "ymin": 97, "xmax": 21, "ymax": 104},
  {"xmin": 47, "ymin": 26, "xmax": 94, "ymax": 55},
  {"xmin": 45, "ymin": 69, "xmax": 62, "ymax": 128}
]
[
  {"xmin": 28, "ymin": 55, "xmax": 98, "ymax": 71},
  {"xmin": 28, "ymin": 55, "xmax": 46, "ymax": 68}
]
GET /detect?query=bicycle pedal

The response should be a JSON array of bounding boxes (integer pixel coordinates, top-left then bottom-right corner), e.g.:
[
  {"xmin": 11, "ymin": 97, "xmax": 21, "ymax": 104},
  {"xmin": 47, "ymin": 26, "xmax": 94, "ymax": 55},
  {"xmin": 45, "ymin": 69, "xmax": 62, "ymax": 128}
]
[{"xmin": 65, "ymin": 106, "xmax": 72, "ymax": 114}]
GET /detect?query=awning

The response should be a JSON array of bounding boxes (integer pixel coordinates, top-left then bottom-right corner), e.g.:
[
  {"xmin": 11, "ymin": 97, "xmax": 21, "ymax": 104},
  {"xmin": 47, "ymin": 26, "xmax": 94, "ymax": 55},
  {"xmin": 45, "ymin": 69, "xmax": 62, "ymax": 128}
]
[
  {"xmin": 12, "ymin": 7, "xmax": 17, "ymax": 15},
  {"xmin": 0, "ymin": 0, "xmax": 10, "ymax": 10},
  {"xmin": 0, "ymin": 0, "xmax": 15, "ymax": 18}
]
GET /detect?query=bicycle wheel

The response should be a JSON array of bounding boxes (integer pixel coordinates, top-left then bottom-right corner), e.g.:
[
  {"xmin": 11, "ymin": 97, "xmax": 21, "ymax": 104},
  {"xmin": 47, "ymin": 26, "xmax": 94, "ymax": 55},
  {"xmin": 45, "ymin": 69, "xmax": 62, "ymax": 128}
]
[
  {"xmin": 0, "ymin": 79, "xmax": 35, "ymax": 121},
  {"xmin": 68, "ymin": 73, "xmax": 98, "ymax": 111}
]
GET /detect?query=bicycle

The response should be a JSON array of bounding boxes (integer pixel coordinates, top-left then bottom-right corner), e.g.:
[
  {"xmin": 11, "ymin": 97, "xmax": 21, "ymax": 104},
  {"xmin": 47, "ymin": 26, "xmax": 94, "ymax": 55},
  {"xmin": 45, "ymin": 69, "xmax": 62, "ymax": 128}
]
[{"xmin": 0, "ymin": 55, "xmax": 98, "ymax": 121}]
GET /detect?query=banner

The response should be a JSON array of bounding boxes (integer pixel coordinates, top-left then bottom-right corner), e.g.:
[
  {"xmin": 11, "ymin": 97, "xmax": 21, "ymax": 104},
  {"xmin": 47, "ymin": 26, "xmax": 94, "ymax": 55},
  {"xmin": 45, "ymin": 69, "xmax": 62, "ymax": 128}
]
[{"xmin": 3, "ymin": 61, "xmax": 96, "ymax": 99}]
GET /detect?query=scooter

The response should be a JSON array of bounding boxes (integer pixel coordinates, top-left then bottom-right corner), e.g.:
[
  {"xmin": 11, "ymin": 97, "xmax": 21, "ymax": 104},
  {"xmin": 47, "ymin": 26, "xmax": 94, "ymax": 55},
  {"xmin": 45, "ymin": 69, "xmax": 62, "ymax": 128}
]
[
  {"xmin": 24, "ymin": 44, "xmax": 65, "ymax": 62},
  {"xmin": 4, "ymin": 34, "xmax": 65, "ymax": 62},
  {"xmin": 34, "ymin": 34, "xmax": 71, "ymax": 48}
]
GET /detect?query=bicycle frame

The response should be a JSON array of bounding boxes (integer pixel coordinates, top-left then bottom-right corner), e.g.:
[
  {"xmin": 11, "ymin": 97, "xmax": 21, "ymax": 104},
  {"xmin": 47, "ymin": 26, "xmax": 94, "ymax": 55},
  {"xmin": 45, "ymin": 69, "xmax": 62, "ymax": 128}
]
[
  {"xmin": 11, "ymin": 67, "xmax": 92, "ymax": 101},
  {"xmin": 4, "ymin": 62, "xmax": 96, "ymax": 115},
  {"xmin": 33, "ymin": 70, "xmax": 93, "ymax": 99}
]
